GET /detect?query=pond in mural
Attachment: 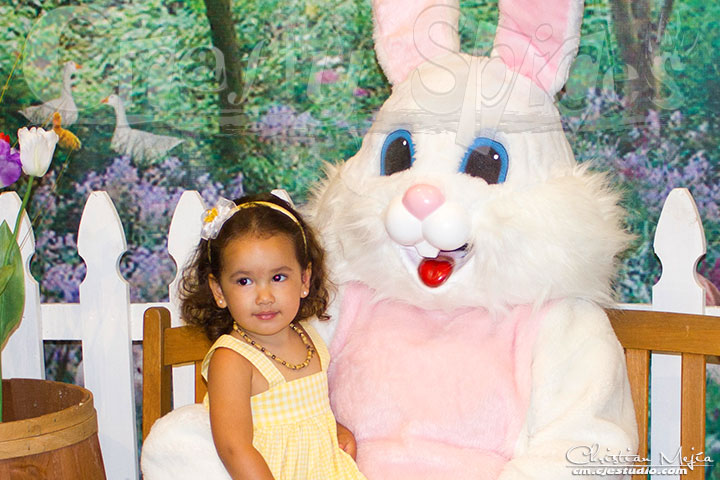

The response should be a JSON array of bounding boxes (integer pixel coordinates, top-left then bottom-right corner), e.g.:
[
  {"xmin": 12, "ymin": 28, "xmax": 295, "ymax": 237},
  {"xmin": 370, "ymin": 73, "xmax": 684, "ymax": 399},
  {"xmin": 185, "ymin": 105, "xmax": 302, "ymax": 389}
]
[{"xmin": 1, "ymin": 0, "xmax": 719, "ymax": 473}]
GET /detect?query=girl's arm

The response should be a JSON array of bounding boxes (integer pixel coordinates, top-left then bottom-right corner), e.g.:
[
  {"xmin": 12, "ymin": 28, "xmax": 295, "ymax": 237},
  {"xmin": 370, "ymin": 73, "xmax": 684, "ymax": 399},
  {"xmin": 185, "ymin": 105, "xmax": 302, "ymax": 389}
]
[
  {"xmin": 207, "ymin": 347, "xmax": 275, "ymax": 480},
  {"xmin": 336, "ymin": 422, "xmax": 358, "ymax": 459}
]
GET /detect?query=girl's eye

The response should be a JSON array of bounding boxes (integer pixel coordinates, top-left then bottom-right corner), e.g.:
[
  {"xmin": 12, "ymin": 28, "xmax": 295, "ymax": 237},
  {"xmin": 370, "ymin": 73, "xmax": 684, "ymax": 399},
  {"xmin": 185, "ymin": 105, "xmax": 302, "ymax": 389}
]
[
  {"xmin": 272, "ymin": 274, "xmax": 287, "ymax": 282},
  {"xmin": 459, "ymin": 137, "xmax": 509, "ymax": 184},
  {"xmin": 381, "ymin": 129, "xmax": 415, "ymax": 176},
  {"xmin": 237, "ymin": 278, "xmax": 252, "ymax": 286}
]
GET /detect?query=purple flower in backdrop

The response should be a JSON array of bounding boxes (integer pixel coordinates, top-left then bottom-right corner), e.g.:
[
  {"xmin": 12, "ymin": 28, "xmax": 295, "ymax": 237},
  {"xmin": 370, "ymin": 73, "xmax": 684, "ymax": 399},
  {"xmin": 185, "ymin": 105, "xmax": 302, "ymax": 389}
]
[
  {"xmin": 36, "ymin": 155, "xmax": 246, "ymax": 303},
  {"xmin": 253, "ymin": 104, "xmax": 318, "ymax": 144},
  {"xmin": 30, "ymin": 169, "xmax": 59, "ymax": 221},
  {"xmin": 35, "ymin": 231, "xmax": 85, "ymax": 303},
  {"xmin": 0, "ymin": 133, "xmax": 21, "ymax": 187},
  {"xmin": 353, "ymin": 87, "xmax": 370, "ymax": 97},
  {"xmin": 120, "ymin": 245, "xmax": 176, "ymax": 302},
  {"xmin": 315, "ymin": 69, "xmax": 339, "ymax": 84},
  {"xmin": 645, "ymin": 110, "xmax": 661, "ymax": 135},
  {"xmin": 136, "ymin": 179, "xmax": 183, "ymax": 226}
]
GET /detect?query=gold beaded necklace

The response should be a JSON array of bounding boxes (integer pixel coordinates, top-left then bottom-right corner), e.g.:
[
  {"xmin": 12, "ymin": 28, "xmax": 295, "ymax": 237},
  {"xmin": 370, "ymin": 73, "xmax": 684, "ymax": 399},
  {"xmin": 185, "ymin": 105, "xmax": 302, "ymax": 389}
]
[{"xmin": 233, "ymin": 322, "xmax": 315, "ymax": 370}]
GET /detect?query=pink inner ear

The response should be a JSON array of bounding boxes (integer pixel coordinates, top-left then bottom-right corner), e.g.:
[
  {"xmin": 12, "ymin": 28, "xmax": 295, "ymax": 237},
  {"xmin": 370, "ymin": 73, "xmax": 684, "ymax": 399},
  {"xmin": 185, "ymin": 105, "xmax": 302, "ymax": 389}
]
[
  {"xmin": 373, "ymin": 0, "xmax": 460, "ymax": 86},
  {"xmin": 493, "ymin": 0, "xmax": 582, "ymax": 95}
]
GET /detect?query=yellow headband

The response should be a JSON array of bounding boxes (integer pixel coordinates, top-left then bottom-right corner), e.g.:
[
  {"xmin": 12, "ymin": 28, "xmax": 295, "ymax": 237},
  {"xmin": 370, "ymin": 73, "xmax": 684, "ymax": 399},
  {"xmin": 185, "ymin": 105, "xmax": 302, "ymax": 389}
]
[
  {"xmin": 201, "ymin": 198, "xmax": 308, "ymax": 259},
  {"xmin": 233, "ymin": 201, "xmax": 308, "ymax": 253}
]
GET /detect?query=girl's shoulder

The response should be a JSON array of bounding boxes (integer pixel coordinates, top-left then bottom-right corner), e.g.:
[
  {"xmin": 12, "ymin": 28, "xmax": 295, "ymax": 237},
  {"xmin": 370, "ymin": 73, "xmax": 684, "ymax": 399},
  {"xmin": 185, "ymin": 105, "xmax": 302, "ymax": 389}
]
[
  {"xmin": 202, "ymin": 334, "xmax": 257, "ymax": 379},
  {"xmin": 207, "ymin": 333, "xmax": 244, "ymax": 357}
]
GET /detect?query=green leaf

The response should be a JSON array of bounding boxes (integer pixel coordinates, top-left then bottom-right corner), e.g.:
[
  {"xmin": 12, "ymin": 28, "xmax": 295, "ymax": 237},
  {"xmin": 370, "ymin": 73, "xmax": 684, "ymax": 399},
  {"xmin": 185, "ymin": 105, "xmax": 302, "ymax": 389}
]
[
  {"xmin": 0, "ymin": 221, "xmax": 24, "ymax": 347},
  {"xmin": 0, "ymin": 265, "xmax": 13, "ymax": 296}
]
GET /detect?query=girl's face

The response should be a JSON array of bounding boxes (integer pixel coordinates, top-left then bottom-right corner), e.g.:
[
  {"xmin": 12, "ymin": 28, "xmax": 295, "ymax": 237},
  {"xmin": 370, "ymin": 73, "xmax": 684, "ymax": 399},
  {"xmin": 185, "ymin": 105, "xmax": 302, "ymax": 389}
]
[{"xmin": 209, "ymin": 233, "xmax": 311, "ymax": 340}]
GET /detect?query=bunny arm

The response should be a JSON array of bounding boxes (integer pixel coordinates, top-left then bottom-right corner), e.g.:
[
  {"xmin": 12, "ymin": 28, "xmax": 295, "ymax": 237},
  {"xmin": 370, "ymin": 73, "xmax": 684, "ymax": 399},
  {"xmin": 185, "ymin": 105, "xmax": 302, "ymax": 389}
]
[{"xmin": 498, "ymin": 299, "xmax": 638, "ymax": 480}]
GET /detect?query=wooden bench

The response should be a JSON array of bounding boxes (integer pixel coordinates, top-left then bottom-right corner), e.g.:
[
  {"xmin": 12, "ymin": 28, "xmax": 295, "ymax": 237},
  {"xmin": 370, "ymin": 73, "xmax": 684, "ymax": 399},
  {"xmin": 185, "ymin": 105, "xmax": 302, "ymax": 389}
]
[
  {"xmin": 607, "ymin": 308, "xmax": 720, "ymax": 480},
  {"xmin": 142, "ymin": 306, "xmax": 720, "ymax": 478}
]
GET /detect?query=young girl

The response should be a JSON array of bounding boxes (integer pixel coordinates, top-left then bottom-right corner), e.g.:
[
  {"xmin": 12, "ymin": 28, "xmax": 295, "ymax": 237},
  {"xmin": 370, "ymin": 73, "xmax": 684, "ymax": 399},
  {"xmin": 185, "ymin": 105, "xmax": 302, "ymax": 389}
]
[{"xmin": 179, "ymin": 191, "xmax": 365, "ymax": 480}]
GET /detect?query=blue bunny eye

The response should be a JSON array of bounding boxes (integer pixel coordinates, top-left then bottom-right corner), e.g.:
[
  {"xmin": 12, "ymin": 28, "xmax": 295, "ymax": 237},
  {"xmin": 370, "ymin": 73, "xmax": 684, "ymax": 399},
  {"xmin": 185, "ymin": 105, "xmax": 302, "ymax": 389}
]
[
  {"xmin": 381, "ymin": 129, "xmax": 415, "ymax": 176},
  {"xmin": 459, "ymin": 138, "xmax": 508, "ymax": 184}
]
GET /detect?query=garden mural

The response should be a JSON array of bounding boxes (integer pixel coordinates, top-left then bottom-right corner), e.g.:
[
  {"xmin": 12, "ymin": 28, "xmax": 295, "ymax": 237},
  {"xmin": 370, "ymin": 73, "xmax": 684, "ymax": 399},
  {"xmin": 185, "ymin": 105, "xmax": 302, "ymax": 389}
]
[{"xmin": 1, "ymin": 0, "xmax": 719, "ymax": 473}]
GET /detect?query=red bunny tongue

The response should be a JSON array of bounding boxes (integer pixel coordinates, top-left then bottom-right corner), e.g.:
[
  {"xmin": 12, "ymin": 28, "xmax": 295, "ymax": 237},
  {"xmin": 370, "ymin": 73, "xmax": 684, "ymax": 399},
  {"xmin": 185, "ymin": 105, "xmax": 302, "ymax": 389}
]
[{"xmin": 418, "ymin": 257, "xmax": 454, "ymax": 288}]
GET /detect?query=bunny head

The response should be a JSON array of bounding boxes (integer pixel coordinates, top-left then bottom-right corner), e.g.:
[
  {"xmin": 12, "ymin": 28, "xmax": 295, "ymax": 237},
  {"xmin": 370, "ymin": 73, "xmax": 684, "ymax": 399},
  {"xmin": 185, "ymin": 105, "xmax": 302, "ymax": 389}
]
[{"xmin": 309, "ymin": 0, "xmax": 630, "ymax": 311}]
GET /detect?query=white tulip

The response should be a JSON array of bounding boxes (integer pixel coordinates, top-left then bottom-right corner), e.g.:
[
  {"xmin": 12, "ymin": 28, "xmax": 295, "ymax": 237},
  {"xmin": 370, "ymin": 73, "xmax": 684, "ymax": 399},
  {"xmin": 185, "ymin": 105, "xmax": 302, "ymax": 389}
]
[{"xmin": 17, "ymin": 127, "xmax": 59, "ymax": 177}]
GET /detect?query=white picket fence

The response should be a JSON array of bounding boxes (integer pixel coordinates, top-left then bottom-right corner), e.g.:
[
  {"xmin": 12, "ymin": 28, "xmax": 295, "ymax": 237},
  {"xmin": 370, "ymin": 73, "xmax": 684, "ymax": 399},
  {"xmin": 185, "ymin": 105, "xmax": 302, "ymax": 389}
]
[
  {"xmin": 1, "ymin": 190, "xmax": 205, "ymax": 480},
  {"xmin": 0, "ymin": 187, "xmax": 718, "ymax": 480}
]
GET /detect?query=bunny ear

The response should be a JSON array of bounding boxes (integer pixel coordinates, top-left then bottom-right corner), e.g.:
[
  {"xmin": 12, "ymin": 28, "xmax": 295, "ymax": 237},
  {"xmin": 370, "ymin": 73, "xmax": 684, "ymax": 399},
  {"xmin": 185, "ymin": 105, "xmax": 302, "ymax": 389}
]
[
  {"xmin": 492, "ymin": 0, "xmax": 584, "ymax": 96},
  {"xmin": 373, "ymin": 0, "xmax": 460, "ymax": 86}
]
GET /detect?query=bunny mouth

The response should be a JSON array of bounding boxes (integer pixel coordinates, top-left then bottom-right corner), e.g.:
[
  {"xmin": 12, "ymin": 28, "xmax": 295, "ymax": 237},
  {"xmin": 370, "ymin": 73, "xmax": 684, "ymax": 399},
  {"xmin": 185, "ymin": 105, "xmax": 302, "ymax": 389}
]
[{"xmin": 399, "ymin": 244, "xmax": 472, "ymax": 288}]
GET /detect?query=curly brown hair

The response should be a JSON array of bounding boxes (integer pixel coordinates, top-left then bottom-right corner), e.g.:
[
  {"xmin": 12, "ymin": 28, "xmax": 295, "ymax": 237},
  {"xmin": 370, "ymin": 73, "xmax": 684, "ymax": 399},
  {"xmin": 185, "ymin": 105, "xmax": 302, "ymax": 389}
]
[{"xmin": 179, "ymin": 192, "xmax": 331, "ymax": 342}]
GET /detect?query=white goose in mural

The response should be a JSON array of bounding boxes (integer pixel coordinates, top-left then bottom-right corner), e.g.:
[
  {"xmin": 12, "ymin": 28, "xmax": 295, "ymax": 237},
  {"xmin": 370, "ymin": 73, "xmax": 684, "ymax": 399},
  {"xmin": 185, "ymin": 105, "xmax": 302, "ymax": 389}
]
[
  {"xmin": 20, "ymin": 61, "xmax": 81, "ymax": 126},
  {"xmin": 101, "ymin": 94, "xmax": 184, "ymax": 163}
]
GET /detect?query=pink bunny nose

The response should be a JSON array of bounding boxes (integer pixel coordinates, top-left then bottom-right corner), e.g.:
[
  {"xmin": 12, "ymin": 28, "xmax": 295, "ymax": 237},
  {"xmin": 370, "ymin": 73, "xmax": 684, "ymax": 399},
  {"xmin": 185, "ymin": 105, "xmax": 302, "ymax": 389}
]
[{"xmin": 402, "ymin": 184, "xmax": 445, "ymax": 220}]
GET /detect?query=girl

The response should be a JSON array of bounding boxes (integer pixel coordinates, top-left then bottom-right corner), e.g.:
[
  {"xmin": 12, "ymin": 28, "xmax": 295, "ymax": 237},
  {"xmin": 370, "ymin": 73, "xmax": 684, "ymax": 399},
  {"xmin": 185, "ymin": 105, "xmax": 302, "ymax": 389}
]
[{"xmin": 180, "ymin": 191, "xmax": 366, "ymax": 480}]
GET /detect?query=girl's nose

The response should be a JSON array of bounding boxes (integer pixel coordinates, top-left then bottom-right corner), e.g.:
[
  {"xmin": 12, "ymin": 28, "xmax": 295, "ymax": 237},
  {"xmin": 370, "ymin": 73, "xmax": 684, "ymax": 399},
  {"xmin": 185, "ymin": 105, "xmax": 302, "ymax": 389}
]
[
  {"xmin": 256, "ymin": 285, "xmax": 274, "ymax": 304},
  {"xmin": 402, "ymin": 184, "xmax": 445, "ymax": 220}
]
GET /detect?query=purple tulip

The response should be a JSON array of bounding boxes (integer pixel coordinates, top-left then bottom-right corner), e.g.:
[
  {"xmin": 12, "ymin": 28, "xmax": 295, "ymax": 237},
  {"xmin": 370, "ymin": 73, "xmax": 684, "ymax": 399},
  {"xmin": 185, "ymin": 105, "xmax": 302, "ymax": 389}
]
[{"xmin": 0, "ymin": 136, "xmax": 22, "ymax": 187}]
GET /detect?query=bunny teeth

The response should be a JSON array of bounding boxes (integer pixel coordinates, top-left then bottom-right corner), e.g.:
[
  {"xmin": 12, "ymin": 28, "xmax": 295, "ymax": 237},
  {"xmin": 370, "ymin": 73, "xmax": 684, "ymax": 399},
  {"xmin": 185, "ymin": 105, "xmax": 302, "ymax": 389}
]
[{"xmin": 414, "ymin": 241, "xmax": 439, "ymax": 258}]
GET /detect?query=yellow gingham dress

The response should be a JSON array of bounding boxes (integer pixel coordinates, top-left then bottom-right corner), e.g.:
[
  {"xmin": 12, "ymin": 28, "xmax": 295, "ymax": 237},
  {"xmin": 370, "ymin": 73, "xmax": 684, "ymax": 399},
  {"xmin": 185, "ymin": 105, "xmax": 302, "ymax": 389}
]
[{"xmin": 201, "ymin": 320, "xmax": 366, "ymax": 480}]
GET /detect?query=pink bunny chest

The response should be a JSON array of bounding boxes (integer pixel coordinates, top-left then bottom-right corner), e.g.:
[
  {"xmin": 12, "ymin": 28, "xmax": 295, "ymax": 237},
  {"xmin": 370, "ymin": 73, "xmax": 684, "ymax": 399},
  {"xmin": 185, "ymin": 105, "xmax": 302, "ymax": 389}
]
[{"xmin": 328, "ymin": 283, "xmax": 544, "ymax": 479}]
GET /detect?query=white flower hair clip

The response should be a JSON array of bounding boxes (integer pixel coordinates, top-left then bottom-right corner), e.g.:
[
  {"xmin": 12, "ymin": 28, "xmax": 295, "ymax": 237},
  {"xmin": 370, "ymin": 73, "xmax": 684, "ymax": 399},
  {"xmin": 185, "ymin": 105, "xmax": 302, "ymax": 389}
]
[{"xmin": 200, "ymin": 197, "xmax": 238, "ymax": 240}]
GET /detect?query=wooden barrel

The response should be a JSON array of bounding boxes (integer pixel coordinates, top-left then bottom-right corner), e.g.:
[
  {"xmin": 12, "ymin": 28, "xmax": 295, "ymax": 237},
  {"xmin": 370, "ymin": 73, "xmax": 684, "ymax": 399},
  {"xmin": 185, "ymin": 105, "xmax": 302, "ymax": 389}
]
[{"xmin": 0, "ymin": 378, "xmax": 106, "ymax": 479}]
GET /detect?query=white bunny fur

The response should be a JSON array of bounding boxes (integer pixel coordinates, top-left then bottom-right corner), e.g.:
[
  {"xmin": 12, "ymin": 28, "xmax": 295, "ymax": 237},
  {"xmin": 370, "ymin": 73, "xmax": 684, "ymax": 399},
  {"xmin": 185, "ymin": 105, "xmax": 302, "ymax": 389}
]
[
  {"xmin": 309, "ymin": 53, "xmax": 630, "ymax": 313},
  {"xmin": 305, "ymin": 2, "xmax": 638, "ymax": 478},
  {"xmin": 141, "ymin": 404, "xmax": 230, "ymax": 479}
]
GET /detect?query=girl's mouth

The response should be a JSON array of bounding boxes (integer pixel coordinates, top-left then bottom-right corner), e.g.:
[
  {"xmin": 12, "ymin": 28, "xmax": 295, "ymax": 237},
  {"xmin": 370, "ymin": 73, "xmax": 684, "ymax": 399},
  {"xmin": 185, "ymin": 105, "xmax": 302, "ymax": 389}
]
[{"xmin": 254, "ymin": 311, "xmax": 278, "ymax": 321}]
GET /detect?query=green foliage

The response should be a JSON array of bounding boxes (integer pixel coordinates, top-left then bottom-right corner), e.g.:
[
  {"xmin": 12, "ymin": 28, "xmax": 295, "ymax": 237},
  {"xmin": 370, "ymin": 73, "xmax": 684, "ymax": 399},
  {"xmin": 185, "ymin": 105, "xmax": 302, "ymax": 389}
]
[
  {"xmin": 0, "ymin": 220, "xmax": 24, "ymax": 351},
  {"xmin": 658, "ymin": 0, "xmax": 720, "ymax": 123},
  {"xmin": 222, "ymin": 0, "xmax": 388, "ymax": 198}
]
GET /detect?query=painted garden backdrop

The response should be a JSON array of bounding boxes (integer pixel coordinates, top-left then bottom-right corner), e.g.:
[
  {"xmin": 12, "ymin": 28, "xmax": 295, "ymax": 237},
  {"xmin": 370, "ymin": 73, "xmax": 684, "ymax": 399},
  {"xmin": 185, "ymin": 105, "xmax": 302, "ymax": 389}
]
[{"xmin": 1, "ymin": 0, "xmax": 720, "ymax": 474}]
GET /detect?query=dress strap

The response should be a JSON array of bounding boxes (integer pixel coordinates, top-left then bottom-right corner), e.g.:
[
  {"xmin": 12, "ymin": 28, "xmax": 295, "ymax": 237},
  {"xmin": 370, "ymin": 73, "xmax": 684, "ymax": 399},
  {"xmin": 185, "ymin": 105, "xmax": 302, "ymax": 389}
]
[
  {"xmin": 202, "ymin": 335, "xmax": 286, "ymax": 388},
  {"xmin": 300, "ymin": 320, "xmax": 331, "ymax": 371}
]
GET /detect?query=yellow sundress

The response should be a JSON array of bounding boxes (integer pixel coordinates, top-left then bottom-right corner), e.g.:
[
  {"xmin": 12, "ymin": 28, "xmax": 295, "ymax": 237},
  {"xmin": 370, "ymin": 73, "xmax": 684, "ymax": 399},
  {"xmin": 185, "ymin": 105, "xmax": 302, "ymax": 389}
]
[{"xmin": 201, "ymin": 320, "xmax": 366, "ymax": 480}]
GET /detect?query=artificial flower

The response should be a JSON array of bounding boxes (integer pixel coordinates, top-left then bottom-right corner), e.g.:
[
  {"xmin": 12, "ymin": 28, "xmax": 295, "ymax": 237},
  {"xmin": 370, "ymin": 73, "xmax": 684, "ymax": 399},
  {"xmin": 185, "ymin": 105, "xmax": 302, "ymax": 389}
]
[
  {"xmin": 17, "ymin": 126, "xmax": 58, "ymax": 177},
  {"xmin": 200, "ymin": 197, "xmax": 239, "ymax": 240},
  {"xmin": 0, "ymin": 134, "xmax": 21, "ymax": 187}
]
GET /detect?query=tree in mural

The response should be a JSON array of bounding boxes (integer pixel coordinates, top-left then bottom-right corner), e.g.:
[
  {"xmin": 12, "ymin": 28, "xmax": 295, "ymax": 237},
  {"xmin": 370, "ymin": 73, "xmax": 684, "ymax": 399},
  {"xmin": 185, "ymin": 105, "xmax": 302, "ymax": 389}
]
[
  {"xmin": 609, "ymin": 0, "xmax": 674, "ymax": 120},
  {"xmin": 202, "ymin": 0, "xmax": 247, "ymax": 166}
]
